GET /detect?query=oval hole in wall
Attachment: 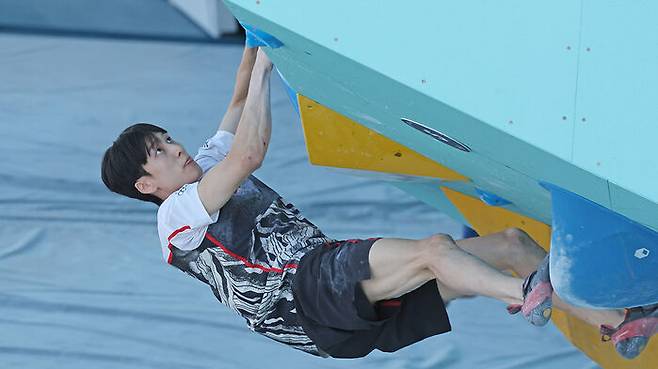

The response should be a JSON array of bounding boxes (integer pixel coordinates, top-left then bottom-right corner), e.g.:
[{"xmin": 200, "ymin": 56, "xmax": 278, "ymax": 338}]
[{"xmin": 400, "ymin": 118, "xmax": 471, "ymax": 152}]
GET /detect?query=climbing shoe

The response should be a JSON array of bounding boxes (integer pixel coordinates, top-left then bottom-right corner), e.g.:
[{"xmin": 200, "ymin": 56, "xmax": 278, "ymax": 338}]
[
  {"xmin": 600, "ymin": 304, "xmax": 658, "ymax": 359},
  {"xmin": 507, "ymin": 254, "xmax": 553, "ymax": 326}
]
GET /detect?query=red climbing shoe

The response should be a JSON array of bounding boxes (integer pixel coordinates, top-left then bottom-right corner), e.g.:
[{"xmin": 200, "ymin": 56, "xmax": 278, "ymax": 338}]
[
  {"xmin": 600, "ymin": 304, "xmax": 658, "ymax": 359},
  {"xmin": 507, "ymin": 254, "xmax": 553, "ymax": 326}
]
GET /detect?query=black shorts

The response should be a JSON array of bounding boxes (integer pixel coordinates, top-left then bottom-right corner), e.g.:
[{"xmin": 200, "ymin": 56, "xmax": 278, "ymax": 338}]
[{"xmin": 292, "ymin": 238, "xmax": 452, "ymax": 358}]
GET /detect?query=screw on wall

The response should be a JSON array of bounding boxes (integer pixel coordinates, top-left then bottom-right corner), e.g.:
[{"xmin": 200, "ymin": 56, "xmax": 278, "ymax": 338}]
[{"xmin": 635, "ymin": 248, "xmax": 650, "ymax": 259}]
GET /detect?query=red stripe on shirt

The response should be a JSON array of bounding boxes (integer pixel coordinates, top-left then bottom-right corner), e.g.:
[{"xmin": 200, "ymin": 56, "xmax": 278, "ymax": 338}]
[
  {"xmin": 380, "ymin": 300, "xmax": 402, "ymax": 308},
  {"xmin": 168, "ymin": 225, "xmax": 191, "ymax": 241},
  {"xmin": 204, "ymin": 233, "xmax": 297, "ymax": 274},
  {"xmin": 166, "ymin": 225, "xmax": 192, "ymax": 264},
  {"xmin": 167, "ymin": 244, "xmax": 174, "ymax": 264}
]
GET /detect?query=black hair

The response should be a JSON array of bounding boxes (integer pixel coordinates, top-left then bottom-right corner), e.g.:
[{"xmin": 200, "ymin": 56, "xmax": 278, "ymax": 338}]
[{"xmin": 101, "ymin": 123, "xmax": 167, "ymax": 205}]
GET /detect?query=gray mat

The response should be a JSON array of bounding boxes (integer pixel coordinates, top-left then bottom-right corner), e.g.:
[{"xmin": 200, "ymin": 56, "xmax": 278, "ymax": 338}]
[{"xmin": 0, "ymin": 0, "xmax": 209, "ymax": 41}]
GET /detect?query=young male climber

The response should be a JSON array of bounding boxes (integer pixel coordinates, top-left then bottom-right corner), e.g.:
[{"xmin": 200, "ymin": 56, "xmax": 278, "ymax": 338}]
[{"xmin": 100, "ymin": 44, "xmax": 656, "ymax": 359}]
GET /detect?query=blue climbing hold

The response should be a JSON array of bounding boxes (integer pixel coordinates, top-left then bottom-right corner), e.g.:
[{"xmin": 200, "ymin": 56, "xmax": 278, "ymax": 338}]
[
  {"xmin": 461, "ymin": 225, "xmax": 479, "ymax": 239},
  {"xmin": 475, "ymin": 188, "xmax": 512, "ymax": 207},
  {"xmin": 541, "ymin": 182, "xmax": 658, "ymax": 309},
  {"xmin": 277, "ymin": 68, "xmax": 299, "ymax": 115},
  {"xmin": 241, "ymin": 22, "xmax": 283, "ymax": 48}
]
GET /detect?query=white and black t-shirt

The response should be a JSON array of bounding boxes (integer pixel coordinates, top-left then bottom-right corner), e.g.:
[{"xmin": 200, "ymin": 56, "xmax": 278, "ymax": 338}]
[
  {"xmin": 156, "ymin": 130, "xmax": 333, "ymax": 356},
  {"xmin": 157, "ymin": 130, "xmax": 232, "ymax": 262}
]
